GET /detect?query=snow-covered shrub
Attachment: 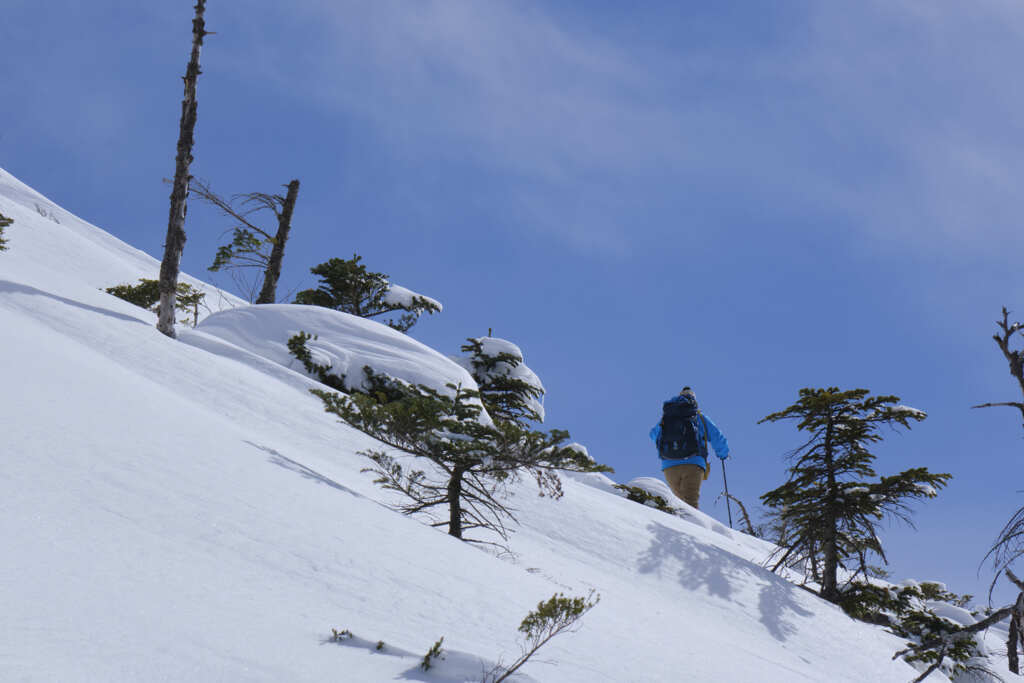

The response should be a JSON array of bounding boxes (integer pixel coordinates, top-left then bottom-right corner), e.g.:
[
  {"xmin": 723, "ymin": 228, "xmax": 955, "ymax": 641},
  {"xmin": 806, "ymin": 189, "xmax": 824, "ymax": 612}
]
[
  {"xmin": 0, "ymin": 212, "xmax": 11, "ymax": 251},
  {"xmin": 287, "ymin": 331, "xmax": 346, "ymax": 391},
  {"xmin": 287, "ymin": 329, "xmax": 462, "ymax": 410},
  {"xmin": 293, "ymin": 255, "xmax": 441, "ymax": 332},
  {"xmin": 613, "ymin": 484, "xmax": 678, "ymax": 515},
  {"xmin": 105, "ymin": 278, "xmax": 206, "ymax": 326}
]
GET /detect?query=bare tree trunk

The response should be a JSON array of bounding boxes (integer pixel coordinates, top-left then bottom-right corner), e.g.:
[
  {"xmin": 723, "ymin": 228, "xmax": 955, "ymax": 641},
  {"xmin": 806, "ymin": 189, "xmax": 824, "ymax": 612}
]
[
  {"xmin": 157, "ymin": 1, "xmax": 208, "ymax": 338},
  {"xmin": 255, "ymin": 179, "xmax": 299, "ymax": 304},
  {"xmin": 821, "ymin": 415, "xmax": 840, "ymax": 603},
  {"xmin": 1010, "ymin": 593, "xmax": 1024, "ymax": 674},
  {"xmin": 447, "ymin": 466, "xmax": 466, "ymax": 539}
]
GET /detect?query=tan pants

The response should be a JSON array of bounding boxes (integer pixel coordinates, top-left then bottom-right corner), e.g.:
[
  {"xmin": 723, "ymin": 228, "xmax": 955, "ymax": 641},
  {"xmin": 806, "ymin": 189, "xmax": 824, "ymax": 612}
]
[{"xmin": 664, "ymin": 464, "xmax": 705, "ymax": 509}]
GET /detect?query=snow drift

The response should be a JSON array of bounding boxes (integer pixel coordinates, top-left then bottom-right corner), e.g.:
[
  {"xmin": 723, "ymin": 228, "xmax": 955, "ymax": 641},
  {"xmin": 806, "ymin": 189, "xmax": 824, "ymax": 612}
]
[{"xmin": 0, "ymin": 167, "xmax": 982, "ymax": 681}]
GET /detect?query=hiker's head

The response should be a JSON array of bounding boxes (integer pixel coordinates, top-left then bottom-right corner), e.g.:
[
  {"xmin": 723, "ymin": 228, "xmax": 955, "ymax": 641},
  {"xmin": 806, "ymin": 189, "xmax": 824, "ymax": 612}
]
[{"xmin": 679, "ymin": 386, "xmax": 696, "ymax": 402}]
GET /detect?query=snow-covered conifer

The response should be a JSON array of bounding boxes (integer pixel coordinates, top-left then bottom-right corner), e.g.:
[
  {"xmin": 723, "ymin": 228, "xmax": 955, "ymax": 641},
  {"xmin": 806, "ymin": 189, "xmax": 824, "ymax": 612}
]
[
  {"xmin": 760, "ymin": 387, "xmax": 951, "ymax": 604},
  {"xmin": 312, "ymin": 382, "xmax": 608, "ymax": 544},
  {"xmin": 294, "ymin": 255, "xmax": 440, "ymax": 332},
  {"xmin": 457, "ymin": 336, "xmax": 545, "ymax": 426}
]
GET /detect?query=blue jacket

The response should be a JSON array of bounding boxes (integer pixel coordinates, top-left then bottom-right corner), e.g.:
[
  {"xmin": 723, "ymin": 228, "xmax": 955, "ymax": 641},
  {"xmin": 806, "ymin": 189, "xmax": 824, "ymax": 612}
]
[{"xmin": 650, "ymin": 396, "xmax": 730, "ymax": 471}]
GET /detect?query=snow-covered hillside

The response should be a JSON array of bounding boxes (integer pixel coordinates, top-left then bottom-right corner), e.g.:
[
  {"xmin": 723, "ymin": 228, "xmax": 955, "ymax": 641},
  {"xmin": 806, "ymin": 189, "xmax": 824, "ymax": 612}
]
[{"xmin": 0, "ymin": 168, "xmax": 977, "ymax": 681}]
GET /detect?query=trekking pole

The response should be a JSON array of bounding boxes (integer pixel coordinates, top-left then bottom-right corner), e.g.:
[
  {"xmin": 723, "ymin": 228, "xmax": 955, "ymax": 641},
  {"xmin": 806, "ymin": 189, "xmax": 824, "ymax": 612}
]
[{"xmin": 721, "ymin": 458, "xmax": 734, "ymax": 529}]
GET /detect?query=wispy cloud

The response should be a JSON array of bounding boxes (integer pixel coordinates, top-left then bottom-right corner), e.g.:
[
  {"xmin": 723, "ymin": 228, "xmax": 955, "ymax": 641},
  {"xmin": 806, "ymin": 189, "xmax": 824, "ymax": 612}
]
[{"xmin": 216, "ymin": 0, "xmax": 1024, "ymax": 255}]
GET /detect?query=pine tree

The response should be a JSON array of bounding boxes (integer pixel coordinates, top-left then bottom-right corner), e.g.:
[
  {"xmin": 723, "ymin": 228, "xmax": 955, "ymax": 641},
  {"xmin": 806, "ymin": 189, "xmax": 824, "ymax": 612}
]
[
  {"xmin": 458, "ymin": 337, "xmax": 545, "ymax": 427},
  {"xmin": 760, "ymin": 387, "xmax": 951, "ymax": 603},
  {"xmin": 0, "ymin": 212, "xmax": 12, "ymax": 251},
  {"xmin": 293, "ymin": 255, "xmax": 440, "ymax": 332},
  {"xmin": 312, "ymin": 378, "xmax": 608, "ymax": 544},
  {"xmin": 190, "ymin": 178, "xmax": 300, "ymax": 303}
]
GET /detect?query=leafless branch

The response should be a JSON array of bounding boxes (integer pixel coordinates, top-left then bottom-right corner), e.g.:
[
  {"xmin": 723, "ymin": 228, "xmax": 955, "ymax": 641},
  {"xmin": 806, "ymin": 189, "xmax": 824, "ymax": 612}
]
[{"xmin": 190, "ymin": 178, "xmax": 274, "ymax": 240}]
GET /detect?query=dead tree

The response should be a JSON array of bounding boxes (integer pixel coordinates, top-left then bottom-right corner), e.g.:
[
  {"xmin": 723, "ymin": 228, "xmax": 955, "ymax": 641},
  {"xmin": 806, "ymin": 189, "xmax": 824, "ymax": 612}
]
[
  {"xmin": 716, "ymin": 491, "xmax": 757, "ymax": 537},
  {"xmin": 973, "ymin": 307, "xmax": 1024, "ymax": 427},
  {"xmin": 156, "ymin": 1, "xmax": 209, "ymax": 338},
  {"xmin": 190, "ymin": 178, "xmax": 300, "ymax": 303},
  {"xmin": 257, "ymin": 179, "xmax": 299, "ymax": 304},
  {"xmin": 975, "ymin": 308, "xmax": 1024, "ymax": 579},
  {"xmin": 970, "ymin": 308, "xmax": 1024, "ymax": 676}
]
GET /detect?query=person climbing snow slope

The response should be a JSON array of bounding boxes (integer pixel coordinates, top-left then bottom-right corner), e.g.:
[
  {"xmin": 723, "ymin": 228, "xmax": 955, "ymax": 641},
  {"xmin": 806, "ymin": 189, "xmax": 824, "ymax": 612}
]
[{"xmin": 650, "ymin": 386, "xmax": 730, "ymax": 509}]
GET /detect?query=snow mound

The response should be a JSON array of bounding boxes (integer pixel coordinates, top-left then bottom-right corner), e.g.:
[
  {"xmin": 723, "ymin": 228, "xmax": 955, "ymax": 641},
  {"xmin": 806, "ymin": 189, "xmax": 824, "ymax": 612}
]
[
  {"xmin": 196, "ymin": 303, "xmax": 484, "ymax": 405},
  {"xmin": 627, "ymin": 476, "xmax": 736, "ymax": 538}
]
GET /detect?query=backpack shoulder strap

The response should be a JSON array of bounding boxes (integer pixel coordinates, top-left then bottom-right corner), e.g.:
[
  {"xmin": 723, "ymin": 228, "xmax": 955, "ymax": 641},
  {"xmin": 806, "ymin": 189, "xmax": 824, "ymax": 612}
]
[{"xmin": 699, "ymin": 412, "xmax": 709, "ymax": 460}]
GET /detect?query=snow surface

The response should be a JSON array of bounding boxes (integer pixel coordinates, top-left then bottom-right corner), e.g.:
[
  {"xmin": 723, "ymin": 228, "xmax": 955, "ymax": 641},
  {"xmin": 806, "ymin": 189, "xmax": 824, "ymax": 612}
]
[{"xmin": 0, "ymin": 167, "xmax": 999, "ymax": 681}]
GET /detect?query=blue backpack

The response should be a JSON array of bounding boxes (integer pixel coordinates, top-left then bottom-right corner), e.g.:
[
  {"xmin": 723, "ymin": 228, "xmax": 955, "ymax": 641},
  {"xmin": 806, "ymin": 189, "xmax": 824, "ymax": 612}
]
[{"xmin": 658, "ymin": 396, "xmax": 708, "ymax": 461}]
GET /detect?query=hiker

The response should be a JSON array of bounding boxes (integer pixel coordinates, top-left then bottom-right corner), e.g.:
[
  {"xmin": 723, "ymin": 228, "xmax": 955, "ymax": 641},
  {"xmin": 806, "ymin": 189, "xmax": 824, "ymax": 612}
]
[{"xmin": 650, "ymin": 387, "xmax": 729, "ymax": 509}]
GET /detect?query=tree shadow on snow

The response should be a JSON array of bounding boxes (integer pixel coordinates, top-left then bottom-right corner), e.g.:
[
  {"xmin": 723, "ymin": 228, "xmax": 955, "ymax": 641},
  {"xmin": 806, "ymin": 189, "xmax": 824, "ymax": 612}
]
[
  {"xmin": 0, "ymin": 279, "xmax": 150, "ymax": 325},
  {"xmin": 637, "ymin": 521, "xmax": 738, "ymax": 600},
  {"xmin": 245, "ymin": 441, "xmax": 362, "ymax": 498},
  {"xmin": 757, "ymin": 576, "xmax": 813, "ymax": 642},
  {"xmin": 637, "ymin": 522, "xmax": 813, "ymax": 642},
  {"xmin": 322, "ymin": 633, "xmax": 538, "ymax": 682}
]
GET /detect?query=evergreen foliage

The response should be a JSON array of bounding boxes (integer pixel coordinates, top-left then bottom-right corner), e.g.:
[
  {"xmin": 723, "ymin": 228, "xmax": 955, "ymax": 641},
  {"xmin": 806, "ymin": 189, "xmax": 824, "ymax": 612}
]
[
  {"xmin": 211, "ymin": 227, "xmax": 262, "ymax": 272},
  {"xmin": 286, "ymin": 331, "xmax": 346, "ymax": 392},
  {"xmin": 0, "ymin": 212, "xmax": 12, "ymax": 251},
  {"xmin": 839, "ymin": 581, "xmax": 991, "ymax": 681},
  {"xmin": 759, "ymin": 387, "xmax": 951, "ymax": 603},
  {"xmin": 311, "ymin": 381, "xmax": 609, "ymax": 544},
  {"xmin": 613, "ymin": 484, "xmax": 678, "ymax": 515},
  {"xmin": 293, "ymin": 255, "xmax": 440, "ymax": 332},
  {"xmin": 287, "ymin": 332, "xmax": 410, "ymax": 402},
  {"xmin": 105, "ymin": 278, "xmax": 206, "ymax": 327},
  {"xmin": 420, "ymin": 636, "xmax": 444, "ymax": 671},
  {"xmin": 459, "ymin": 337, "xmax": 544, "ymax": 426},
  {"xmin": 484, "ymin": 592, "xmax": 599, "ymax": 683}
]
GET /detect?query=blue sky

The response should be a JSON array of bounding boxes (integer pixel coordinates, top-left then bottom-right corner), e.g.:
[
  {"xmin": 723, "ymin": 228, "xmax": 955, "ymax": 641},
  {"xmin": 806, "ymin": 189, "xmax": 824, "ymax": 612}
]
[{"xmin": 7, "ymin": 0, "xmax": 1024, "ymax": 604}]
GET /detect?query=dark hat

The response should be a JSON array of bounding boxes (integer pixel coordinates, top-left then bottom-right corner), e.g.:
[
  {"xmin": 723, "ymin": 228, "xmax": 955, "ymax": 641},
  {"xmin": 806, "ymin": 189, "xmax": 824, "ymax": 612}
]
[{"xmin": 679, "ymin": 386, "xmax": 696, "ymax": 399}]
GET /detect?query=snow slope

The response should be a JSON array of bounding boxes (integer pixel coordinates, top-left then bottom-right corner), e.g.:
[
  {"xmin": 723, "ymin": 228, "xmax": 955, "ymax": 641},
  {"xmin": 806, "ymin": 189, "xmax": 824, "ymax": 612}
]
[{"xmin": 0, "ymin": 168, "xmax": 959, "ymax": 681}]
